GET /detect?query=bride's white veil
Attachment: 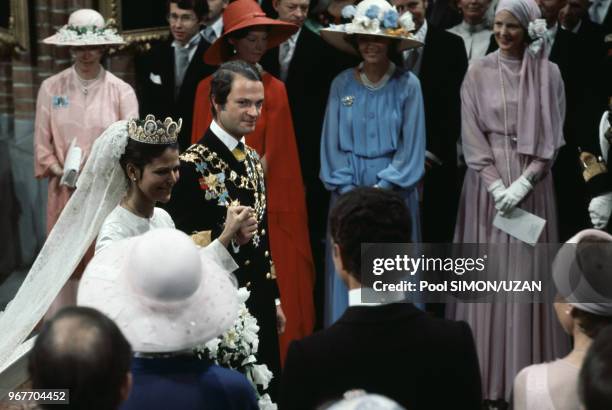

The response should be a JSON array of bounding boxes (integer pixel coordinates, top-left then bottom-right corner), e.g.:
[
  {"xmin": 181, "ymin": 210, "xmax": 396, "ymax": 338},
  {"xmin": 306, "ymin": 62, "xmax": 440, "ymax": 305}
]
[{"xmin": 0, "ymin": 120, "xmax": 129, "ymax": 368}]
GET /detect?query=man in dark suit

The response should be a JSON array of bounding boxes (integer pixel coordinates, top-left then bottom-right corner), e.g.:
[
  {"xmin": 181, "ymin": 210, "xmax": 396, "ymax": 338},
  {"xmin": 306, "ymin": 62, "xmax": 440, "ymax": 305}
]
[
  {"xmin": 392, "ymin": 0, "xmax": 468, "ymax": 244},
  {"xmin": 260, "ymin": 0, "xmax": 357, "ymax": 326},
  {"xmin": 280, "ymin": 187, "xmax": 482, "ymax": 410},
  {"xmin": 164, "ymin": 61, "xmax": 285, "ymax": 397},
  {"xmin": 427, "ymin": 0, "xmax": 462, "ymax": 28},
  {"xmin": 589, "ymin": 0, "xmax": 612, "ymax": 34},
  {"xmin": 136, "ymin": 0, "xmax": 216, "ymax": 151},
  {"xmin": 531, "ymin": 0, "xmax": 608, "ymax": 239}
]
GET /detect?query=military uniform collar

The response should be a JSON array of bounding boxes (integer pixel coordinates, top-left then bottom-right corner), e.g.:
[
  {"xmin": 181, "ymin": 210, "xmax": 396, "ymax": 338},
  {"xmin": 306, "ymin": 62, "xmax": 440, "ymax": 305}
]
[{"xmin": 210, "ymin": 120, "xmax": 245, "ymax": 151}]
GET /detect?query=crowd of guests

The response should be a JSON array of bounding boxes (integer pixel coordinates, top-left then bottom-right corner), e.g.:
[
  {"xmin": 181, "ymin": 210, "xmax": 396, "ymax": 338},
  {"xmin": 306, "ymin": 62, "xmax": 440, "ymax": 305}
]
[
  {"xmin": 28, "ymin": 188, "xmax": 612, "ymax": 410},
  {"xmin": 12, "ymin": 0, "xmax": 612, "ymax": 407}
]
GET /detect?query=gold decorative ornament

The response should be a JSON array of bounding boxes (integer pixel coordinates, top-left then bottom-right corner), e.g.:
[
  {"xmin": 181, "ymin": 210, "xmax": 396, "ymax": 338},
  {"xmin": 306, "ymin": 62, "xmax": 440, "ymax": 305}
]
[
  {"xmin": 181, "ymin": 143, "xmax": 267, "ymax": 247},
  {"xmin": 191, "ymin": 230, "xmax": 212, "ymax": 247},
  {"xmin": 580, "ymin": 151, "xmax": 608, "ymax": 182}
]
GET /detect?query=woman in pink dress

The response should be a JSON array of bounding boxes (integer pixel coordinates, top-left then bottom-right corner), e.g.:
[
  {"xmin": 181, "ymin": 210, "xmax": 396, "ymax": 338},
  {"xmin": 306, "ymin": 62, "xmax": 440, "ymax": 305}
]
[
  {"xmin": 448, "ymin": 0, "xmax": 570, "ymax": 401},
  {"xmin": 34, "ymin": 9, "xmax": 138, "ymax": 314}
]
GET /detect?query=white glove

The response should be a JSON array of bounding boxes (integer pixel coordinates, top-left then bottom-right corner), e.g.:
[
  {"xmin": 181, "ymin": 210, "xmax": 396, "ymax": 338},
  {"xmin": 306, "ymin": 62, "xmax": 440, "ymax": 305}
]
[
  {"xmin": 589, "ymin": 192, "xmax": 612, "ymax": 229},
  {"xmin": 487, "ymin": 179, "xmax": 506, "ymax": 211},
  {"xmin": 497, "ymin": 176, "xmax": 533, "ymax": 215}
]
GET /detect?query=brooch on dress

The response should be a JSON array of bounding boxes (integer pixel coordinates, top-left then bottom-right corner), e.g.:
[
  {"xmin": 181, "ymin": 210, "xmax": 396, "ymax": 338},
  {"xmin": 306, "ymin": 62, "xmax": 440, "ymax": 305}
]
[
  {"xmin": 52, "ymin": 96, "xmax": 69, "ymax": 108},
  {"xmin": 341, "ymin": 96, "xmax": 355, "ymax": 107}
]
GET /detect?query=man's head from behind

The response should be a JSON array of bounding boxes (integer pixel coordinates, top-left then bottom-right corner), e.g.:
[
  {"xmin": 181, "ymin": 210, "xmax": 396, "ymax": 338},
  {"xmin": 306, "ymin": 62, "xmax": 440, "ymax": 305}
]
[
  {"xmin": 29, "ymin": 306, "xmax": 132, "ymax": 410},
  {"xmin": 330, "ymin": 187, "xmax": 412, "ymax": 287},
  {"xmin": 209, "ymin": 60, "xmax": 264, "ymax": 138}
]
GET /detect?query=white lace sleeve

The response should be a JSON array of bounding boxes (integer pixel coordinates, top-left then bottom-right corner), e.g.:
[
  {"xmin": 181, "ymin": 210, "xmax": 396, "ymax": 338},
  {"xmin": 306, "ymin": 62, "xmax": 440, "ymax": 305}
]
[{"xmin": 201, "ymin": 239, "xmax": 239, "ymax": 273}]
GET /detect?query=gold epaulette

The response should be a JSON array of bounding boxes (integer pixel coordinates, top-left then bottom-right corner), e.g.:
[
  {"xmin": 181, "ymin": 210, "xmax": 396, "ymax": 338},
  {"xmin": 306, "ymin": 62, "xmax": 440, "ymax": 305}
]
[{"xmin": 580, "ymin": 151, "xmax": 608, "ymax": 182}]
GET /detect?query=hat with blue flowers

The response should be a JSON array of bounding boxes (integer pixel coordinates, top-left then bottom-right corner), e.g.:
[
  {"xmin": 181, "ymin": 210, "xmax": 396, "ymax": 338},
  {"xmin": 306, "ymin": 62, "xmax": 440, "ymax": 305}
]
[{"xmin": 320, "ymin": 0, "xmax": 422, "ymax": 55}]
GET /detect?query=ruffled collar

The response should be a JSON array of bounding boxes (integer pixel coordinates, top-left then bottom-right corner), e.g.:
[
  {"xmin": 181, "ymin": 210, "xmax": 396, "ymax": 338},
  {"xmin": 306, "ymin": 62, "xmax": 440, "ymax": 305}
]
[
  {"xmin": 357, "ymin": 61, "xmax": 396, "ymax": 91},
  {"xmin": 459, "ymin": 20, "xmax": 489, "ymax": 33}
]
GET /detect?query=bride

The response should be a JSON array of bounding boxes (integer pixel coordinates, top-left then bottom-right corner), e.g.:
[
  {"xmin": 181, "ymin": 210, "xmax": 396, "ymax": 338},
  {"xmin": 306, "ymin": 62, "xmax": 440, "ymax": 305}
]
[
  {"xmin": 96, "ymin": 115, "xmax": 255, "ymax": 255},
  {"xmin": 0, "ymin": 115, "xmax": 254, "ymax": 368}
]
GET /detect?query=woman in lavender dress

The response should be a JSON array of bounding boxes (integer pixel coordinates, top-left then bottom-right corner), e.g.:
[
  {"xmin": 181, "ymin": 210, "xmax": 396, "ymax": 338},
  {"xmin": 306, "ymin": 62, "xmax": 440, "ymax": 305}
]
[{"xmin": 447, "ymin": 0, "xmax": 571, "ymax": 401}]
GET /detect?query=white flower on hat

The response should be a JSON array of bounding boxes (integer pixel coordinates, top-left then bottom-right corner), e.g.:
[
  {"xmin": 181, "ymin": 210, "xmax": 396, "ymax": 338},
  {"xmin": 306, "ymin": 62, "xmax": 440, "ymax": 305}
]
[
  {"xmin": 342, "ymin": 5, "xmax": 357, "ymax": 19},
  {"xmin": 55, "ymin": 26, "xmax": 124, "ymax": 45},
  {"xmin": 319, "ymin": 0, "xmax": 422, "ymax": 55},
  {"xmin": 399, "ymin": 11, "xmax": 416, "ymax": 32},
  {"xmin": 526, "ymin": 18, "xmax": 547, "ymax": 56},
  {"xmin": 44, "ymin": 9, "xmax": 125, "ymax": 46},
  {"xmin": 528, "ymin": 18, "xmax": 547, "ymax": 40},
  {"xmin": 351, "ymin": 15, "xmax": 381, "ymax": 32}
]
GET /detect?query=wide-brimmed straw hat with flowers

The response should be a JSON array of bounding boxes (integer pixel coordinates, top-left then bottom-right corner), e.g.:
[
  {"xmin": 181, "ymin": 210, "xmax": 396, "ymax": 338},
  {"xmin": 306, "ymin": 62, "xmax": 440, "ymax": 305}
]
[
  {"xmin": 43, "ymin": 9, "xmax": 125, "ymax": 47},
  {"xmin": 320, "ymin": 0, "xmax": 423, "ymax": 55},
  {"xmin": 204, "ymin": 0, "xmax": 298, "ymax": 65},
  {"xmin": 77, "ymin": 228, "xmax": 239, "ymax": 353}
]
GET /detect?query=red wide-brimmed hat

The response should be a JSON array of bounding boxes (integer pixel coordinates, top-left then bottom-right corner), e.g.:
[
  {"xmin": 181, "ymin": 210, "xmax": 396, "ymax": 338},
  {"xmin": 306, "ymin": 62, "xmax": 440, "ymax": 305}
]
[{"xmin": 204, "ymin": 0, "xmax": 298, "ymax": 66}]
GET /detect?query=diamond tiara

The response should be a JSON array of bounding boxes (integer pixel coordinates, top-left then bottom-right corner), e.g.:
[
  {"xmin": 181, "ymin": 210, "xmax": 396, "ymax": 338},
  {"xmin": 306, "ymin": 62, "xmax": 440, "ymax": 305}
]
[{"xmin": 127, "ymin": 114, "xmax": 181, "ymax": 145}]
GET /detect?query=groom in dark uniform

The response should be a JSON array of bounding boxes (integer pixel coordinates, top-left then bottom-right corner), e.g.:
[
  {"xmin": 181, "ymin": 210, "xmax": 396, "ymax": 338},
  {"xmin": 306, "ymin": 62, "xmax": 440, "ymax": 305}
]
[{"xmin": 165, "ymin": 61, "xmax": 284, "ymax": 396}]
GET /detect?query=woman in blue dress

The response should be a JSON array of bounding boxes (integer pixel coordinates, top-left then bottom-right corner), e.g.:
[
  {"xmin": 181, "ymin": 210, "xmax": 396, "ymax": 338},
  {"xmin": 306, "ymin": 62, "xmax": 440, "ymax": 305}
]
[{"xmin": 320, "ymin": 0, "xmax": 426, "ymax": 325}]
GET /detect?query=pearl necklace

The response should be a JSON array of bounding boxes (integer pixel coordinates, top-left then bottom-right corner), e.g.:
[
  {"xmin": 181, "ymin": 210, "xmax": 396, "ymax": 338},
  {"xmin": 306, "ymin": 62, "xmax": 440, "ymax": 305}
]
[
  {"xmin": 358, "ymin": 61, "xmax": 395, "ymax": 91},
  {"xmin": 498, "ymin": 52, "xmax": 513, "ymax": 183},
  {"xmin": 74, "ymin": 66, "xmax": 102, "ymax": 95}
]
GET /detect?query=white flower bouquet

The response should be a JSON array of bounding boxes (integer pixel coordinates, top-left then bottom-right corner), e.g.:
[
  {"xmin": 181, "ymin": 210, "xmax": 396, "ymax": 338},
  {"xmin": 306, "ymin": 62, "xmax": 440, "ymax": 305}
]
[{"xmin": 195, "ymin": 287, "xmax": 276, "ymax": 409}]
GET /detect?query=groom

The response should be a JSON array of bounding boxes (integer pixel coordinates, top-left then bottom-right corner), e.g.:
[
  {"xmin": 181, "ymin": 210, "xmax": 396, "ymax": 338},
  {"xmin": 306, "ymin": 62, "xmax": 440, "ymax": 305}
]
[{"xmin": 165, "ymin": 60, "xmax": 284, "ymax": 395}]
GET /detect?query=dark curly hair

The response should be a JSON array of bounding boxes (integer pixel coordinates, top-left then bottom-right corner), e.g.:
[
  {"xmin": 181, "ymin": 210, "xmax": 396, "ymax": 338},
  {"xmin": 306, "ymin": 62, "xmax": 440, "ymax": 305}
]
[
  {"xmin": 329, "ymin": 187, "xmax": 412, "ymax": 280},
  {"xmin": 119, "ymin": 138, "xmax": 179, "ymax": 181},
  {"xmin": 571, "ymin": 309, "xmax": 612, "ymax": 339}
]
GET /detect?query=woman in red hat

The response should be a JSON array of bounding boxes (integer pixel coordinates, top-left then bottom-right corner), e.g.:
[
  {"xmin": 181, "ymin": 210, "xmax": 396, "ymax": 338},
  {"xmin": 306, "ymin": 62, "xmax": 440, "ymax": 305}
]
[{"xmin": 191, "ymin": 0, "xmax": 316, "ymax": 364}]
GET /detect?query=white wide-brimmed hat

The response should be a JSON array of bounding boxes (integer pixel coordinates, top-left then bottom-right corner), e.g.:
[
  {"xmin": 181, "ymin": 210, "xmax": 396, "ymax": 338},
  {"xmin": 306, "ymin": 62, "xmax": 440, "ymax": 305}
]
[
  {"xmin": 77, "ymin": 228, "xmax": 239, "ymax": 353},
  {"xmin": 552, "ymin": 229, "xmax": 612, "ymax": 316},
  {"xmin": 320, "ymin": 0, "xmax": 423, "ymax": 56},
  {"xmin": 43, "ymin": 9, "xmax": 125, "ymax": 47}
]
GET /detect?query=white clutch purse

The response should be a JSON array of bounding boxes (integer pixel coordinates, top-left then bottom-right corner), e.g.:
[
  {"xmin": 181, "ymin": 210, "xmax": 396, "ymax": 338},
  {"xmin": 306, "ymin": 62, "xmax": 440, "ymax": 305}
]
[{"xmin": 60, "ymin": 139, "xmax": 82, "ymax": 188}]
